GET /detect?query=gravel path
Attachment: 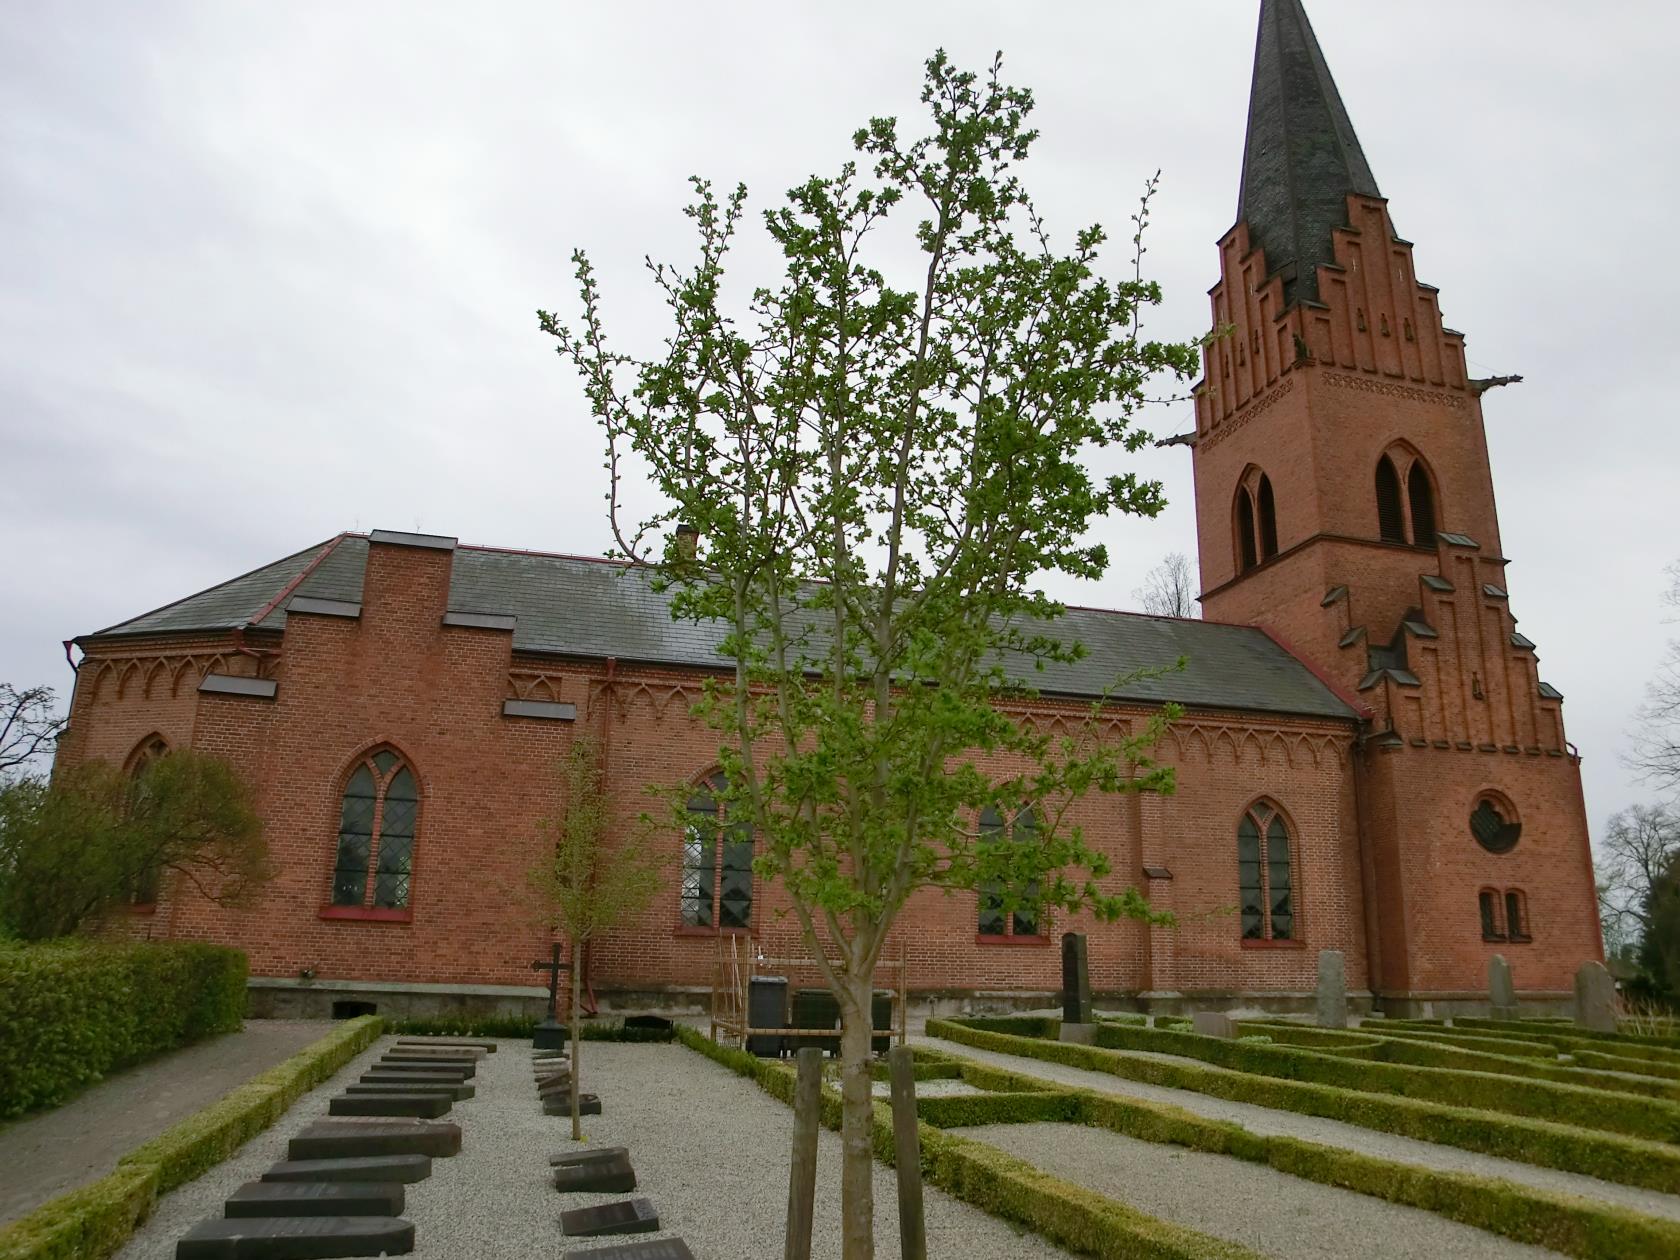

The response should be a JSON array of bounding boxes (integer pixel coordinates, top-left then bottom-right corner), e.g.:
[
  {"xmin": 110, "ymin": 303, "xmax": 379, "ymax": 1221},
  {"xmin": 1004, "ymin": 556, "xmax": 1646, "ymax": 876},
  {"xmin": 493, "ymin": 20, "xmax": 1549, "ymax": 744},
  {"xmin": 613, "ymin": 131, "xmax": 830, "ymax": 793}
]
[
  {"xmin": 0, "ymin": 1019, "xmax": 327, "ymax": 1227},
  {"xmin": 919, "ymin": 1035, "xmax": 1680, "ymax": 1223},
  {"xmin": 114, "ymin": 1035, "xmax": 1085, "ymax": 1259},
  {"xmin": 964, "ymin": 1122, "xmax": 1562, "ymax": 1260}
]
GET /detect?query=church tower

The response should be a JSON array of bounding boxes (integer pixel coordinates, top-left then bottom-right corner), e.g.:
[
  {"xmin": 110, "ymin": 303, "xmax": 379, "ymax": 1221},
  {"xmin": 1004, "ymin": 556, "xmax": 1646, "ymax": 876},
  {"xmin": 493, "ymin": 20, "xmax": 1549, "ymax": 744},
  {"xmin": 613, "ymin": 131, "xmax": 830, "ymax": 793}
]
[{"xmin": 1188, "ymin": 0, "xmax": 1602, "ymax": 1011}]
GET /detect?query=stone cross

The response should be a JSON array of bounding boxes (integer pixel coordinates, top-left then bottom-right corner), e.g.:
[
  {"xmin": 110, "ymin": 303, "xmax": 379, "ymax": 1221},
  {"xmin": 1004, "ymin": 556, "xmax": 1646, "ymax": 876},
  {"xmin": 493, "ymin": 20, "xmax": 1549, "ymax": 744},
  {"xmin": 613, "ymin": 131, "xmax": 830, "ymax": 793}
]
[
  {"xmin": 1061, "ymin": 933, "xmax": 1092, "ymax": 1025},
  {"xmin": 1315, "ymin": 949, "xmax": 1347, "ymax": 1029},
  {"xmin": 530, "ymin": 943, "xmax": 569, "ymax": 1023},
  {"xmin": 1574, "ymin": 959, "xmax": 1617, "ymax": 1033},
  {"xmin": 1488, "ymin": 954, "xmax": 1517, "ymax": 1019}
]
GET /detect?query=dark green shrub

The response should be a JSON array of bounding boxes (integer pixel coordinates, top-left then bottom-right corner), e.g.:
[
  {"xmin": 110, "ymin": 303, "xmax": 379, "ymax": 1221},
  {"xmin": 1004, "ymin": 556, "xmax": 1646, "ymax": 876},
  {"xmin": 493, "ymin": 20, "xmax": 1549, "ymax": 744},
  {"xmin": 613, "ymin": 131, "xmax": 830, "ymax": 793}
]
[
  {"xmin": 961, "ymin": 1015, "xmax": 1060, "ymax": 1038},
  {"xmin": 0, "ymin": 941, "xmax": 247, "ymax": 1118},
  {"xmin": 917, "ymin": 1090, "xmax": 1081, "ymax": 1127}
]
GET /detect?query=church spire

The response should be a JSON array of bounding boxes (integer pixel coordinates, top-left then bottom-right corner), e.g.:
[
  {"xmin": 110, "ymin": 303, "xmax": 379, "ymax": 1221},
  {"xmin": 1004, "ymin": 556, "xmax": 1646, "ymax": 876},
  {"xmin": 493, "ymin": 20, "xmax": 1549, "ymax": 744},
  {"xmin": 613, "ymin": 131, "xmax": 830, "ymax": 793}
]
[{"xmin": 1238, "ymin": 0, "xmax": 1381, "ymax": 307}]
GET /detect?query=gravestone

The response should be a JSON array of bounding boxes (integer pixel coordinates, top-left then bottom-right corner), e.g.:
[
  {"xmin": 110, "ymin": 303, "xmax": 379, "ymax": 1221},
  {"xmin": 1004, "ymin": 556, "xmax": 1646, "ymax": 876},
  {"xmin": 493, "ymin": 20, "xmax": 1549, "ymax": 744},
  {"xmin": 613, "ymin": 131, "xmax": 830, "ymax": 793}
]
[
  {"xmin": 175, "ymin": 1215, "xmax": 413, "ymax": 1259},
  {"xmin": 396, "ymin": 1037, "xmax": 496, "ymax": 1053},
  {"xmin": 1574, "ymin": 960, "xmax": 1618, "ymax": 1033},
  {"xmin": 553, "ymin": 1150, "xmax": 637, "ymax": 1194},
  {"xmin": 262, "ymin": 1155, "xmax": 431, "ymax": 1185},
  {"xmin": 1315, "ymin": 950, "xmax": 1347, "ymax": 1029},
  {"xmin": 1057, "ymin": 932, "xmax": 1096, "ymax": 1043},
  {"xmin": 543, "ymin": 1093, "xmax": 602, "ymax": 1117},
  {"xmin": 562, "ymin": 1242, "xmax": 695, "ymax": 1260},
  {"xmin": 347, "ymin": 1081, "xmax": 474, "ymax": 1101},
  {"xmin": 329, "ymin": 1093, "xmax": 451, "ymax": 1118},
  {"xmin": 1191, "ymin": 1011, "xmax": 1236, "ymax": 1039},
  {"xmin": 288, "ymin": 1120, "xmax": 461, "ymax": 1160},
  {"xmin": 538, "ymin": 1078, "xmax": 576, "ymax": 1100},
  {"xmin": 560, "ymin": 1197, "xmax": 660, "ymax": 1238},
  {"xmin": 361, "ymin": 1070, "xmax": 467, "ymax": 1088},
  {"xmin": 378, "ymin": 1057, "xmax": 474, "ymax": 1077},
  {"xmin": 532, "ymin": 943, "xmax": 571, "ymax": 1050},
  {"xmin": 386, "ymin": 1043, "xmax": 486, "ymax": 1058},
  {"xmin": 225, "ymin": 1181, "xmax": 404, "ymax": 1219},
  {"xmin": 1488, "ymin": 954, "xmax": 1518, "ymax": 1019},
  {"xmin": 551, "ymin": 1146, "xmax": 629, "ymax": 1168}
]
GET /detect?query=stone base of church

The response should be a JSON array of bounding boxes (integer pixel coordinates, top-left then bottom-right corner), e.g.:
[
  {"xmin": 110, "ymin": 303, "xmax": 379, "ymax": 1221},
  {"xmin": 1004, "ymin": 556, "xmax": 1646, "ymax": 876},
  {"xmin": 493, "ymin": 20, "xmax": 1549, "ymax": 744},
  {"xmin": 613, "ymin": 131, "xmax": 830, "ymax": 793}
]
[
  {"xmin": 1372, "ymin": 990, "xmax": 1576, "ymax": 1021},
  {"xmin": 247, "ymin": 976, "xmax": 551, "ymax": 1022}
]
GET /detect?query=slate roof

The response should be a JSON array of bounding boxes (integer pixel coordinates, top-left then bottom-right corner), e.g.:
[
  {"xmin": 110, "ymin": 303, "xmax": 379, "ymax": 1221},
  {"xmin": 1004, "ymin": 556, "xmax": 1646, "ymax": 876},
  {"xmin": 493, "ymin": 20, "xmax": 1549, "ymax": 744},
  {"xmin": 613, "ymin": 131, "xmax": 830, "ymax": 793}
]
[
  {"xmin": 85, "ymin": 534, "xmax": 1357, "ymax": 722},
  {"xmin": 1238, "ymin": 0, "xmax": 1382, "ymax": 307}
]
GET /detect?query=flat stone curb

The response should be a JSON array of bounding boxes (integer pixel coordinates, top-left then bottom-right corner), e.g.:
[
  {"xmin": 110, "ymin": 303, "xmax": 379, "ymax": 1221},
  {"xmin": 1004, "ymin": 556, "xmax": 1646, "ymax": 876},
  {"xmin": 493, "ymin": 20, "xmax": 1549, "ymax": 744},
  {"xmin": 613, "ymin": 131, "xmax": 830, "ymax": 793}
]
[{"xmin": 174, "ymin": 1214, "xmax": 414, "ymax": 1258}]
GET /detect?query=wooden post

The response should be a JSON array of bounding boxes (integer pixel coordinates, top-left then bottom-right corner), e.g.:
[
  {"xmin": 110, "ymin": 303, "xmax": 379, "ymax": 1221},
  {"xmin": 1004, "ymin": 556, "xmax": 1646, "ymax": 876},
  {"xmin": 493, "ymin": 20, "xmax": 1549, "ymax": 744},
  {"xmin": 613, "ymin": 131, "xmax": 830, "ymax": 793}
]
[
  {"xmin": 784, "ymin": 1047, "xmax": 822, "ymax": 1260},
  {"xmin": 888, "ymin": 1044, "xmax": 926, "ymax": 1260}
]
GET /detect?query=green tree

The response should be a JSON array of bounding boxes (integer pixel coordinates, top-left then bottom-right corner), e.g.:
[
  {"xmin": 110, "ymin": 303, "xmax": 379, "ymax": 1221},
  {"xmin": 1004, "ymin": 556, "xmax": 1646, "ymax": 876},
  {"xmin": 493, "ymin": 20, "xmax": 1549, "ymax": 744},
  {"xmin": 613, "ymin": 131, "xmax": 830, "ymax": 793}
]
[
  {"xmin": 528, "ymin": 737, "xmax": 663, "ymax": 1141},
  {"xmin": 541, "ymin": 51, "xmax": 1195, "ymax": 1257},
  {"xmin": 0, "ymin": 750, "xmax": 270, "ymax": 939},
  {"xmin": 1641, "ymin": 849, "xmax": 1680, "ymax": 1004}
]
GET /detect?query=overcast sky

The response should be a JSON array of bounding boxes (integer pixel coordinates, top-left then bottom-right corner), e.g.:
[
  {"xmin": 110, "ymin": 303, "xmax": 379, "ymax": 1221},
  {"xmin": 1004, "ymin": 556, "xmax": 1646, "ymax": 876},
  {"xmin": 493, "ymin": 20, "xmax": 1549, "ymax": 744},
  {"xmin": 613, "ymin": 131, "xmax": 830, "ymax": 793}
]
[{"xmin": 3, "ymin": 1, "xmax": 1676, "ymax": 834}]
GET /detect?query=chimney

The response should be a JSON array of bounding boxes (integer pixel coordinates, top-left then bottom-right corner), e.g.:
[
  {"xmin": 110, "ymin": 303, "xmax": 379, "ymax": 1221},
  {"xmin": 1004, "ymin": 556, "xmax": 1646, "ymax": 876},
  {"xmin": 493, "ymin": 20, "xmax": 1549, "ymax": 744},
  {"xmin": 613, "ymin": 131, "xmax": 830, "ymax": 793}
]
[{"xmin": 674, "ymin": 523, "xmax": 699, "ymax": 563}]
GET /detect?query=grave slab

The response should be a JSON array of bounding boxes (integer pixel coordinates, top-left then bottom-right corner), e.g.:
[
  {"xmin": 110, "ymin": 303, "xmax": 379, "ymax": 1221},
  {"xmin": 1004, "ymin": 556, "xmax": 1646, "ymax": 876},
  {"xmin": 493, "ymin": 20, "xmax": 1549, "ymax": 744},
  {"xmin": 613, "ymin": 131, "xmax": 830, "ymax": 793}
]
[
  {"xmin": 262, "ymin": 1155, "xmax": 432, "ymax": 1185},
  {"xmin": 559, "ymin": 1197, "xmax": 659, "ymax": 1237},
  {"xmin": 329, "ymin": 1093, "xmax": 451, "ymax": 1118},
  {"xmin": 387, "ymin": 1044, "xmax": 486, "ymax": 1059},
  {"xmin": 288, "ymin": 1120, "xmax": 461, "ymax": 1160},
  {"xmin": 396, "ymin": 1037, "xmax": 497, "ymax": 1053},
  {"xmin": 538, "ymin": 1078, "xmax": 576, "ymax": 1099},
  {"xmin": 346, "ymin": 1081, "xmax": 474, "ymax": 1101},
  {"xmin": 550, "ymin": 1146, "xmax": 630, "ymax": 1168},
  {"xmin": 360, "ymin": 1070, "xmax": 466, "ymax": 1088},
  {"xmin": 553, "ymin": 1151, "xmax": 637, "ymax": 1194},
  {"xmin": 225, "ymin": 1181, "xmax": 404, "ymax": 1219},
  {"xmin": 377, "ymin": 1057, "xmax": 475, "ymax": 1077},
  {"xmin": 174, "ymin": 1215, "xmax": 413, "ymax": 1258},
  {"xmin": 561, "ymin": 1240, "xmax": 694, "ymax": 1260},
  {"xmin": 1190, "ymin": 1011, "xmax": 1236, "ymax": 1039},
  {"xmin": 544, "ymin": 1093, "xmax": 603, "ymax": 1117}
]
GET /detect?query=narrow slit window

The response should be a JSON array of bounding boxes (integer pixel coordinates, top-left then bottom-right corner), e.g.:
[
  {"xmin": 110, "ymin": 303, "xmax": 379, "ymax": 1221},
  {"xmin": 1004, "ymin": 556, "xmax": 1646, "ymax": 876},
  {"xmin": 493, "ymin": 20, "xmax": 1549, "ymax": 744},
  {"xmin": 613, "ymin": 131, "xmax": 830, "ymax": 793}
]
[
  {"xmin": 1236, "ymin": 486, "xmax": 1258, "ymax": 572},
  {"xmin": 1407, "ymin": 463, "xmax": 1437, "ymax": 547},
  {"xmin": 1376, "ymin": 456, "xmax": 1407, "ymax": 543},
  {"xmin": 1479, "ymin": 889, "xmax": 1505, "ymax": 941},
  {"xmin": 1505, "ymin": 890, "xmax": 1530, "ymax": 942},
  {"xmin": 1258, "ymin": 474, "xmax": 1279, "ymax": 560}
]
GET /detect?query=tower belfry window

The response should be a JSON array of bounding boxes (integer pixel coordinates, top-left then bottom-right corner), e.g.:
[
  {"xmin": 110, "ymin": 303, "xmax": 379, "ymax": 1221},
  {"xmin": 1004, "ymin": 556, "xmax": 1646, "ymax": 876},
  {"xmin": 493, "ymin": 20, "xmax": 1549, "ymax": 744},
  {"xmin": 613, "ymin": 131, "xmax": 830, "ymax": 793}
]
[
  {"xmin": 1257, "ymin": 475, "xmax": 1279, "ymax": 560},
  {"xmin": 1407, "ymin": 464, "xmax": 1437, "ymax": 547},
  {"xmin": 1376, "ymin": 456, "xmax": 1406, "ymax": 544},
  {"xmin": 1236, "ymin": 487, "xmax": 1258, "ymax": 572}
]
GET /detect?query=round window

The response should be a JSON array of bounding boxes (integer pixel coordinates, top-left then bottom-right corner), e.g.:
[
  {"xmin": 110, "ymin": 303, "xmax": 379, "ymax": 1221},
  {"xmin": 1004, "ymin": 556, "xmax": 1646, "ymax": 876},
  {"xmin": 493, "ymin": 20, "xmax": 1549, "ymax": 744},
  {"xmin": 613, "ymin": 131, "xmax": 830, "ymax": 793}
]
[{"xmin": 1471, "ymin": 796, "xmax": 1521, "ymax": 854}]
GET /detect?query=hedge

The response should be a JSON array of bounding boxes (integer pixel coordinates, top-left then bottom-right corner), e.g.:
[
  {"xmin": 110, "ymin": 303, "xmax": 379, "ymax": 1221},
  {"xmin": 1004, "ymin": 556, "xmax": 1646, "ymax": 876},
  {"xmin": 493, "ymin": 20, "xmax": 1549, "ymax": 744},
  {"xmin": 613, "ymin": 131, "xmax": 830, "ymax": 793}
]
[
  {"xmin": 675, "ymin": 1026, "xmax": 1261, "ymax": 1259},
  {"xmin": 0, "ymin": 1016, "xmax": 382, "ymax": 1260},
  {"xmin": 916, "ymin": 1089, "xmax": 1083, "ymax": 1128},
  {"xmin": 1433, "ymin": 1019, "xmax": 1680, "ymax": 1058},
  {"xmin": 914, "ymin": 1053, "xmax": 1680, "ymax": 1260},
  {"xmin": 390, "ymin": 1015, "xmax": 676, "ymax": 1042},
  {"xmin": 1080, "ymin": 1019, "xmax": 1680, "ymax": 1142},
  {"xmin": 0, "ymin": 941, "xmax": 248, "ymax": 1119},
  {"xmin": 930, "ymin": 1019, "xmax": 1680, "ymax": 1194}
]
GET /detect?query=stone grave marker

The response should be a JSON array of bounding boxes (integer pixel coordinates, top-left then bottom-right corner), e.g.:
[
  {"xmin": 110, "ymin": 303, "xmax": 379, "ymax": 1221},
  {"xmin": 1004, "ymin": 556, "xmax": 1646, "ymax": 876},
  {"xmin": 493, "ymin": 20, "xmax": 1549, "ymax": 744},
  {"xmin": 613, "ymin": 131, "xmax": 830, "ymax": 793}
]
[
  {"xmin": 347, "ymin": 1081, "xmax": 475, "ymax": 1101},
  {"xmin": 560, "ymin": 1197, "xmax": 660, "ymax": 1238},
  {"xmin": 550, "ymin": 1146, "xmax": 629, "ymax": 1168},
  {"xmin": 262, "ymin": 1155, "xmax": 431, "ymax": 1185},
  {"xmin": 387, "ymin": 1043, "xmax": 486, "ymax": 1058},
  {"xmin": 544, "ymin": 1093, "xmax": 602, "ymax": 1118},
  {"xmin": 1191, "ymin": 1011, "xmax": 1236, "ymax": 1039},
  {"xmin": 362, "ymin": 1070, "xmax": 467, "ymax": 1088},
  {"xmin": 1574, "ymin": 960, "xmax": 1617, "ymax": 1033},
  {"xmin": 1315, "ymin": 949, "xmax": 1347, "ymax": 1029},
  {"xmin": 554, "ymin": 1150, "xmax": 637, "ymax": 1194},
  {"xmin": 396, "ymin": 1037, "xmax": 496, "ymax": 1053},
  {"xmin": 532, "ymin": 942, "xmax": 571, "ymax": 1050},
  {"xmin": 1058, "ymin": 932, "xmax": 1097, "ymax": 1043},
  {"xmin": 378, "ymin": 1056, "xmax": 475, "ymax": 1077},
  {"xmin": 1488, "ymin": 954, "xmax": 1518, "ymax": 1019},
  {"xmin": 562, "ymin": 1241, "xmax": 695, "ymax": 1260},
  {"xmin": 175, "ymin": 1214, "xmax": 414, "ymax": 1259},
  {"xmin": 224, "ymin": 1180, "xmax": 404, "ymax": 1219},
  {"xmin": 289, "ymin": 1120, "xmax": 461, "ymax": 1160},
  {"xmin": 329, "ymin": 1093, "xmax": 452, "ymax": 1119}
]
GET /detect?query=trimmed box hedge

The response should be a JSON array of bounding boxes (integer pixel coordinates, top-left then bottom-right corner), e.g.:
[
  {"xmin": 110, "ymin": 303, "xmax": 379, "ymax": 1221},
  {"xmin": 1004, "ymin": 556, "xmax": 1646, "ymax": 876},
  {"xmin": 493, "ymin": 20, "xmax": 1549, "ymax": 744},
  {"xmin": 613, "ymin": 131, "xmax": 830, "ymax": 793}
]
[
  {"xmin": 915, "ymin": 1048, "xmax": 1680, "ymax": 1260},
  {"xmin": 931, "ymin": 1019, "xmax": 1680, "ymax": 1194},
  {"xmin": 0, "ymin": 941, "xmax": 248, "ymax": 1119},
  {"xmin": 675, "ymin": 1026, "xmax": 1261, "ymax": 1259},
  {"xmin": 0, "ymin": 1016, "xmax": 382, "ymax": 1260},
  {"xmin": 1082, "ymin": 1019, "xmax": 1680, "ymax": 1142}
]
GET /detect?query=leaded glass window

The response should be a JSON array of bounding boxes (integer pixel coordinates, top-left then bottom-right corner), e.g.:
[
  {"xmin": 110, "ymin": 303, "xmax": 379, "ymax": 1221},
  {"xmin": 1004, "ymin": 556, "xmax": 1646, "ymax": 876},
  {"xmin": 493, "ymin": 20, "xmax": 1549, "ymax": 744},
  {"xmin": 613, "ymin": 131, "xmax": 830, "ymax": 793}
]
[
  {"xmin": 1471, "ymin": 797, "xmax": 1521, "ymax": 854},
  {"xmin": 1238, "ymin": 803, "xmax": 1296, "ymax": 942},
  {"xmin": 683, "ymin": 773, "xmax": 752, "ymax": 929},
  {"xmin": 1504, "ymin": 890, "xmax": 1530, "ymax": 942},
  {"xmin": 1479, "ymin": 889, "xmax": 1504, "ymax": 940},
  {"xmin": 978, "ymin": 805, "xmax": 1043, "ymax": 937},
  {"xmin": 330, "ymin": 751, "xmax": 420, "ymax": 909}
]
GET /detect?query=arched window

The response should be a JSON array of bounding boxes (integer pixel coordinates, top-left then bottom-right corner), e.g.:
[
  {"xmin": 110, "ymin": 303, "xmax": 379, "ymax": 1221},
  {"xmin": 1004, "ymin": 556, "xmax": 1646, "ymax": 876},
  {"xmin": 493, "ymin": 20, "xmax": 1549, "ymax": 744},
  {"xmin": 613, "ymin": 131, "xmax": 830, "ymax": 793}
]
[
  {"xmin": 978, "ymin": 805, "xmax": 1042, "ymax": 938},
  {"xmin": 126, "ymin": 735, "xmax": 171, "ymax": 905},
  {"xmin": 1375, "ymin": 456, "xmax": 1406, "ymax": 544},
  {"xmin": 1504, "ymin": 890, "xmax": 1531, "ymax": 942},
  {"xmin": 1237, "ymin": 802, "xmax": 1295, "ymax": 941},
  {"xmin": 1257, "ymin": 475, "xmax": 1279, "ymax": 560},
  {"xmin": 1407, "ymin": 463, "xmax": 1437, "ymax": 547},
  {"xmin": 1236, "ymin": 486, "xmax": 1258, "ymax": 573},
  {"xmin": 331, "ymin": 749, "xmax": 419, "ymax": 909},
  {"xmin": 683, "ymin": 772, "xmax": 753, "ymax": 929},
  {"xmin": 1478, "ymin": 888, "xmax": 1504, "ymax": 940}
]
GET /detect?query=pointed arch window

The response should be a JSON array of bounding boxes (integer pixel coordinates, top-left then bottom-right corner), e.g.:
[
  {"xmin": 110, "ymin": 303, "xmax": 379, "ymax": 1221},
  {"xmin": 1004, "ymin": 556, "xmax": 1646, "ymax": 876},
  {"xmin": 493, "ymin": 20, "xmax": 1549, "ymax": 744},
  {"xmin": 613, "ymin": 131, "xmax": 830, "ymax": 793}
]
[
  {"xmin": 1257, "ymin": 475, "xmax": 1279, "ymax": 560},
  {"xmin": 1238, "ymin": 802, "xmax": 1295, "ymax": 942},
  {"xmin": 1407, "ymin": 463, "xmax": 1437, "ymax": 547},
  {"xmin": 978, "ymin": 805, "xmax": 1043, "ymax": 938},
  {"xmin": 126, "ymin": 735, "xmax": 171, "ymax": 906},
  {"xmin": 1236, "ymin": 487, "xmax": 1259, "ymax": 573},
  {"xmin": 331, "ymin": 749, "xmax": 419, "ymax": 910},
  {"xmin": 1376, "ymin": 456, "xmax": 1407, "ymax": 544},
  {"xmin": 683, "ymin": 772, "xmax": 753, "ymax": 929}
]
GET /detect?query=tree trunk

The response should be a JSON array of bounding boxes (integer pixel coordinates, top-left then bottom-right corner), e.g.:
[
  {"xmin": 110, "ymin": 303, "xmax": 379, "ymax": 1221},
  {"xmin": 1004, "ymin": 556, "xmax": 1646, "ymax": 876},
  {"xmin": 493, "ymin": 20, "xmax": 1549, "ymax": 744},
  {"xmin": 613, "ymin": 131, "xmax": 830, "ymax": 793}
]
[
  {"xmin": 837, "ymin": 968, "xmax": 876, "ymax": 1260},
  {"xmin": 570, "ymin": 933, "xmax": 583, "ymax": 1143}
]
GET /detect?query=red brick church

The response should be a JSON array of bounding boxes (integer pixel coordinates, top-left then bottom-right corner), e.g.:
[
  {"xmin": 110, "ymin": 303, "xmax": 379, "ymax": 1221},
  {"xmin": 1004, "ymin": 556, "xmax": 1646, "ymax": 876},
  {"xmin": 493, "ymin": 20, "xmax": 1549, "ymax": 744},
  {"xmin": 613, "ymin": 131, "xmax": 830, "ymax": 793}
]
[{"xmin": 58, "ymin": 0, "xmax": 1602, "ymax": 1020}]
